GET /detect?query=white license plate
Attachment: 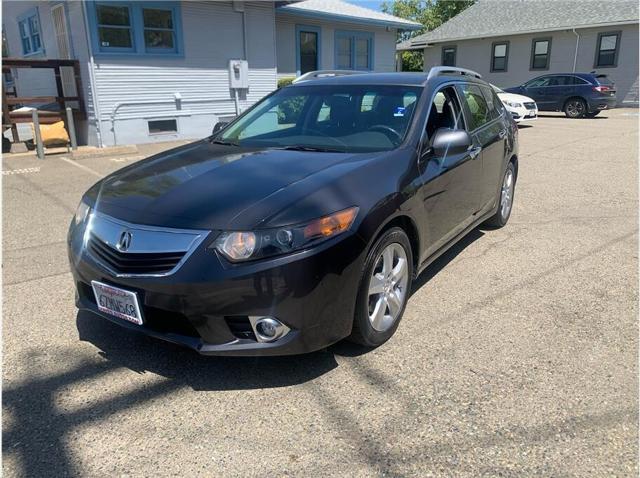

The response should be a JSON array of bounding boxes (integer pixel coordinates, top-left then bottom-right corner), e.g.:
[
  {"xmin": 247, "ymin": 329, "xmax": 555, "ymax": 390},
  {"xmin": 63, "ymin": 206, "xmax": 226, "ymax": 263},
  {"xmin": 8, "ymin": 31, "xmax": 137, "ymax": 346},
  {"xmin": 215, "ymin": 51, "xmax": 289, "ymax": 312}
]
[
  {"xmin": 91, "ymin": 280, "xmax": 143, "ymax": 325},
  {"xmin": 529, "ymin": 111, "xmax": 537, "ymax": 117}
]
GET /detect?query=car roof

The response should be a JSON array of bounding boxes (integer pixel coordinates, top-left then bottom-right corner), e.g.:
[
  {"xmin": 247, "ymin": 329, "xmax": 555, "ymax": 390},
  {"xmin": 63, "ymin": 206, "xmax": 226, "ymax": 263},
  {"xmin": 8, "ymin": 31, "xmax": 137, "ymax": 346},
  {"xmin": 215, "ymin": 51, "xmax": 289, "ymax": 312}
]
[{"xmin": 286, "ymin": 71, "xmax": 487, "ymax": 88}]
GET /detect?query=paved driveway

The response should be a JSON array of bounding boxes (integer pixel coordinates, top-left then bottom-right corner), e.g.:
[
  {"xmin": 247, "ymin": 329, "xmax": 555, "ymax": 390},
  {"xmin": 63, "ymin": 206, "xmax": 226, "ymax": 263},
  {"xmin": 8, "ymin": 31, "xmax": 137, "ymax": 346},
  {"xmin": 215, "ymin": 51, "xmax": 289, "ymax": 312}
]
[{"xmin": 3, "ymin": 110, "xmax": 638, "ymax": 477}]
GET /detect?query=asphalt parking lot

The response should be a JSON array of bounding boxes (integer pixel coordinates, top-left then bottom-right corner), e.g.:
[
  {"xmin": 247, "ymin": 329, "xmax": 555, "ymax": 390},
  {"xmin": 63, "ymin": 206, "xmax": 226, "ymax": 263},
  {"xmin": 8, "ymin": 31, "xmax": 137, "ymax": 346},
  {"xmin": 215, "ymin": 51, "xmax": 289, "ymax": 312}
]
[{"xmin": 3, "ymin": 110, "xmax": 638, "ymax": 477}]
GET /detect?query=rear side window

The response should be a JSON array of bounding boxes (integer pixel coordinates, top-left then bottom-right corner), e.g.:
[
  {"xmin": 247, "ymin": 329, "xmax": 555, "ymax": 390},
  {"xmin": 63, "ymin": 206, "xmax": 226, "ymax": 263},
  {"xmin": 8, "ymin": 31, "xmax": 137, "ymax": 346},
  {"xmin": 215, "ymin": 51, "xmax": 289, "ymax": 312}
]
[
  {"xmin": 459, "ymin": 84, "xmax": 491, "ymax": 130},
  {"xmin": 479, "ymin": 85, "xmax": 501, "ymax": 120}
]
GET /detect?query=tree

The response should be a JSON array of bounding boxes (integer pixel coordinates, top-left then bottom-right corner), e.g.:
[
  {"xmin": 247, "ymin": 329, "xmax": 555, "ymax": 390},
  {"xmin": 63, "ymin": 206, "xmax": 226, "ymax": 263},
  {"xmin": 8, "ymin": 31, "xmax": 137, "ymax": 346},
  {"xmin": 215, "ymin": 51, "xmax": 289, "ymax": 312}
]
[{"xmin": 382, "ymin": 0, "xmax": 475, "ymax": 71}]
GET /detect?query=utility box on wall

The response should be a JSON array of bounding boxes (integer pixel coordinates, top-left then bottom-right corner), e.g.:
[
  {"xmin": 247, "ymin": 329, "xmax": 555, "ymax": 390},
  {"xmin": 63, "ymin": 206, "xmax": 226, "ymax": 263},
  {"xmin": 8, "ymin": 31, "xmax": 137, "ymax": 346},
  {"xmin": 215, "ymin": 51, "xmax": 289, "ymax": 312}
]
[{"xmin": 228, "ymin": 59, "xmax": 249, "ymax": 89}]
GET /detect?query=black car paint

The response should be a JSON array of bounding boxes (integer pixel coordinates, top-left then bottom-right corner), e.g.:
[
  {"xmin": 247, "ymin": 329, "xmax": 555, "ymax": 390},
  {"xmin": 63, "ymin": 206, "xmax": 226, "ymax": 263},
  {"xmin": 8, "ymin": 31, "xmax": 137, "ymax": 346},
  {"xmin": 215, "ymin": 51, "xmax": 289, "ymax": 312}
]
[
  {"xmin": 69, "ymin": 73, "xmax": 518, "ymax": 355},
  {"xmin": 505, "ymin": 72, "xmax": 617, "ymax": 114}
]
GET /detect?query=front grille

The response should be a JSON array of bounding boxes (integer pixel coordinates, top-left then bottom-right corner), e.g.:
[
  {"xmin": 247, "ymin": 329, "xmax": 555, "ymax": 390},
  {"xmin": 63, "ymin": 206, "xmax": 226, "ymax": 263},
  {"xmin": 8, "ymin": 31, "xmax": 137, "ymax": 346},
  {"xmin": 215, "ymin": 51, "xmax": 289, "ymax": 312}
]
[
  {"xmin": 524, "ymin": 102, "xmax": 536, "ymax": 110},
  {"xmin": 88, "ymin": 234, "xmax": 186, "ymax": 275}
]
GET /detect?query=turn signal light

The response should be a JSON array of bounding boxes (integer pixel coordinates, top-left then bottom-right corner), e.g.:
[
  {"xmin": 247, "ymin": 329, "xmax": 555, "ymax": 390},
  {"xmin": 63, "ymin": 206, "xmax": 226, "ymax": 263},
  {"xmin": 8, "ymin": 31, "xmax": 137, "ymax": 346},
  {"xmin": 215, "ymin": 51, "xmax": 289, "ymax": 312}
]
[{"xmin": 303, "ymin": 207, "xmax": 358, "ymax": 240}]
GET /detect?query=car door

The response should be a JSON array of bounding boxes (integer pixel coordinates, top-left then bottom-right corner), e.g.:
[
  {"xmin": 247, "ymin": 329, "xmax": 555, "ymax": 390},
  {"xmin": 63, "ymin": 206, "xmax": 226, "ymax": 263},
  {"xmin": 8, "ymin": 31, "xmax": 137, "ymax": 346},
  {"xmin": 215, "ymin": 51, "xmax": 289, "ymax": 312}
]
[
  {"xmin": 544, "ymin": 75, "xmax": 576, "ymax": 109},
  {"xmin": 522, "ymin": 76, "xmax": 552, "ymax": 109},
  {"xmin": 475, "ymin": 85, "xmax": 508, "ymax": 211},
  {"xmin": 418, "ymin": 85, "xmax": 483, "ymax": 257}
]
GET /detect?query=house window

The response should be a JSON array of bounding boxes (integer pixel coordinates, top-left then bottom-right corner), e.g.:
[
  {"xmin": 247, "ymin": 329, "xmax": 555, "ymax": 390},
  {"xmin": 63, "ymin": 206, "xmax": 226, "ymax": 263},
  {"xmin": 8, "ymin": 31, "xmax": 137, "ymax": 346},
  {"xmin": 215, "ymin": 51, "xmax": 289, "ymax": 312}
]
[
  {"xmin": 148, "ymin": 119, "xmax": 177, "ymax": 134},
  {"xmin": 334, "ymin": 31, "xmax": 373, "ymax": 70},
  {"xmin": 143, "ymin": 7, "xmax": 176, "ymax": 51},
  {"xmin": 530, "ymin": 38, "xmax": 551, "ymax": 70},
  {"xmin": 297, "ymin": 25, "xmax": 320, "ymax": 75},
  {"xmin": 17, "ymin": 8, "xmax": 43, "ymax": 55},
  {"xmin": 88, "ymin": 1, "xmax": 182, "ymax": 56},
  {"xmin": 491, "ymin": 41, "xmax": 509, "ymax": 72},
  {"xmin": 595, "ymin": 31, "xmax": 621, "ymax": 68},
  {"xmin": 96, "ymin": 4, "xmax": 134, "ymax": 50},
  {"xmin": 441, "ymin": 46, "xmax": 456, "ymax": 66}
]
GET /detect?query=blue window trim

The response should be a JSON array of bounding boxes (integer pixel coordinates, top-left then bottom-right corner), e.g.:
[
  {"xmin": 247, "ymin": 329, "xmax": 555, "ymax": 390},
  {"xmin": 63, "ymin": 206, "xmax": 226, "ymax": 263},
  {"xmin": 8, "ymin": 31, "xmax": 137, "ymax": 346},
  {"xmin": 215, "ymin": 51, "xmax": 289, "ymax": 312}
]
[
  {"xmin": 295, "ymin": 24, "xmax": 321, "ymax": 76},
  {"xmin": 86, "ymin": 1, "xmax": 184, "ymax": 57},
  {"xmin": 17, "ymin": 7, "xmax": 45, "ymax": 57},
  {"xmin": 334, "ymin": 30, "xmax": 374, "ymax": 71}
]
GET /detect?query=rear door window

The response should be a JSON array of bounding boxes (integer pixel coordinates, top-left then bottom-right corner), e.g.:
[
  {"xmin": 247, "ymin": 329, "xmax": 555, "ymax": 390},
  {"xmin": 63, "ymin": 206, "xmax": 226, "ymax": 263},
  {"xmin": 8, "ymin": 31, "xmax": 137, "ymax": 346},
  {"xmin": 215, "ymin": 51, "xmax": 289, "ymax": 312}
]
[
  {"xmin": 459, "ymin": 84, "xmax": 491, "ymax": 131},
  {"xmin": 479, "ymin": 85, "xmax": 501, "ymax": 120},
  {"xmin": 525, "ymin": 76, "xmax": 551, "ymax": 88}
]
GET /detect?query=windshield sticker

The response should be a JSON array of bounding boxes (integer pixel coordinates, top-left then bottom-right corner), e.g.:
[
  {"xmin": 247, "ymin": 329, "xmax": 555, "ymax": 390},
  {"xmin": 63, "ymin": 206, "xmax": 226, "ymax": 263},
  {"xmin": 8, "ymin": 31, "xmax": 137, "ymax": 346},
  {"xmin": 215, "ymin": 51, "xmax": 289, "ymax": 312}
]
[{"xmin": 394, "ymin": 107, "xmax": 406, "ymax": 117}]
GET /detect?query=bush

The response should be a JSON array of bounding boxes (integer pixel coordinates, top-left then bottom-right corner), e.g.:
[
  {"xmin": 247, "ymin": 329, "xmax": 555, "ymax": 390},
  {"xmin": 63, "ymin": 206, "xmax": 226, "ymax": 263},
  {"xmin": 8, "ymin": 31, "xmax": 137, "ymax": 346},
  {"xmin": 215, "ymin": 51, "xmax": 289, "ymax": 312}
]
[{"xmin": 277, "ymin": 77, "xmax": 295, "ymax": 88}]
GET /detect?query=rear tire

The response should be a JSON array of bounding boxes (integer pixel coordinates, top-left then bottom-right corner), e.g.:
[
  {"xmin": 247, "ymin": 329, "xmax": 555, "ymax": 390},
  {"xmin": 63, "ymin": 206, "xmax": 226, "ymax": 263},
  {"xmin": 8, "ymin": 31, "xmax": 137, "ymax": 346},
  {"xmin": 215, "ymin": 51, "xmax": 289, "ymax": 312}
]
[
  {"xmin": 484, "ymin": 162, "xmax": 516, "ymax": 228},
  {"xmin": 564, "ymin": 98, "xmax": 587, "ymax": 118},
  {"xmin": 349, "ymin": 227, "xmax": 413, "ymax": 347}
]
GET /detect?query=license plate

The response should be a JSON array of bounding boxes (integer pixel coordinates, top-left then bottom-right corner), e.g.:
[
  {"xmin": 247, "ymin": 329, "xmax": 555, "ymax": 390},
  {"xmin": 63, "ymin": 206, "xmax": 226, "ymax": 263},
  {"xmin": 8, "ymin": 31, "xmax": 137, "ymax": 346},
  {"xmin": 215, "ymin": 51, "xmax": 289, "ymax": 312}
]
[
  {"xmin": 91, "ymin": 280, "xmax": 143, "ymax": 325},
  {"xmin": 529, "ymin": 111, "xmax": 536, "ymax": 117}
]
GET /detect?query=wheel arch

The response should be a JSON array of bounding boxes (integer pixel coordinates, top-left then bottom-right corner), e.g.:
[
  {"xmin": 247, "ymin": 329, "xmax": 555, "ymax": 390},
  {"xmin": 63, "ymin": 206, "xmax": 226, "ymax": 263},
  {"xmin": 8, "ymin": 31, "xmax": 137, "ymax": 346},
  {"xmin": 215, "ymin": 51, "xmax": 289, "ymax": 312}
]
[{"xmin": 363, "ymin": 213, "xmax": 421, "ymax": 277}]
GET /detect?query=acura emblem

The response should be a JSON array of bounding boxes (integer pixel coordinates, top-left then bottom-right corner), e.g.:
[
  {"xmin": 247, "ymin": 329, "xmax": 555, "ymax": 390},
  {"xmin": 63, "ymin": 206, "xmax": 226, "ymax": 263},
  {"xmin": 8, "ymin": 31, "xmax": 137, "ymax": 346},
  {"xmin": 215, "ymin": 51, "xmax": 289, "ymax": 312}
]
[{"xmin": 116, "ymin": 230, "xmax": 132, "ymax": 252}]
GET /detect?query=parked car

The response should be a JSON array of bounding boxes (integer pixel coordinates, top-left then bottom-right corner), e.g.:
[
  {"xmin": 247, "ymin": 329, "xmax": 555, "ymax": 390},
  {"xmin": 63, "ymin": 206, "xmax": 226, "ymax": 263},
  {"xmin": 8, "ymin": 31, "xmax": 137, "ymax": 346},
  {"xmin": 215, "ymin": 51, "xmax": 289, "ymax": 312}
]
[
  {"xmin": 68, "ymin": 67, "xmax": 518, "ymax": 356},
  {"xmin": 492, "ymin": 84, "xmax": 538, "ymax": 123},
  {"xmin": 504, "ymin": 73, "xmax": 616, "ymax": 118}
]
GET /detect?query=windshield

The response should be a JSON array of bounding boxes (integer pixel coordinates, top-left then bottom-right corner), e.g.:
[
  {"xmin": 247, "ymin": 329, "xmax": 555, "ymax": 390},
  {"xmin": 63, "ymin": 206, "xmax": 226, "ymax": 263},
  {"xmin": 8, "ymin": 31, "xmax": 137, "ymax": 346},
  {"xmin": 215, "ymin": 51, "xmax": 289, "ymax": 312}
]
[{"xmin": 218, "ymin": 84, "xmax": 422, "ymax": 153}]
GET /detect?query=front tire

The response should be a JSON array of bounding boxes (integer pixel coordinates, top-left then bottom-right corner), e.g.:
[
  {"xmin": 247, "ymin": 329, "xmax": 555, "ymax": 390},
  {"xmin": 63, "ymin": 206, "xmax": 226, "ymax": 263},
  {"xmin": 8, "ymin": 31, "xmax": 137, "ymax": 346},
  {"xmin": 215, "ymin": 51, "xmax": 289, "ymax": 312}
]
[
  {"xmin": 564, "ymin": 98, "xmax": 587, "ymax": 118},
  {"xmin": 484, "ymin": 162, "xmax": 516, "ymax": 228},
  {"xmin": 349, "ymin": 227, "xmax": 413, "ymax": 347},
  {"xmin": 585, "ymin": 111, "xmax": 601, "ymax": 118}
]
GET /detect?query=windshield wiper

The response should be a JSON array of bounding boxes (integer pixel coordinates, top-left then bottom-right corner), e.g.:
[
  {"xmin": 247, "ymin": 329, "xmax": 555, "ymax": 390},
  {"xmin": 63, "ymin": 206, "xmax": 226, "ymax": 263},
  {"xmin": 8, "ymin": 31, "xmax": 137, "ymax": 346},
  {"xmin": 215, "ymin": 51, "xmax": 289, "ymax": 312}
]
[
  {"xmin": 211, "ymin": 139, "xmax": 239, "ymax": 146},
  {"xmin": 274, "ymin": 145, "xmax": 344, "ymax": 153}
]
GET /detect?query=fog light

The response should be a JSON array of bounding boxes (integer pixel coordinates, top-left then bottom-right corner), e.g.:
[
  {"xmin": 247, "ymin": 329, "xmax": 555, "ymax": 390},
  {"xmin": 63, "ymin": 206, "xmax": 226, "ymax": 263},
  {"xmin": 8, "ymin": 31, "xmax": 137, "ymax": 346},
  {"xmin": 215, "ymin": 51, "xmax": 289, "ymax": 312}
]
[{"xmin": 249, "ymin": 316, "xmax": 290, "ymax": 343}]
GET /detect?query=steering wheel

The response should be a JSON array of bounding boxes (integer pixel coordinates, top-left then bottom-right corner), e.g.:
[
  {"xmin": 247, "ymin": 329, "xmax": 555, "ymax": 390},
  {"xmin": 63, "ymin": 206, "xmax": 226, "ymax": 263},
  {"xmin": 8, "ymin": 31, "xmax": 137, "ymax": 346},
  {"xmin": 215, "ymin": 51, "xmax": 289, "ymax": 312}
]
[{"xmin": 367, "ymin": 124, "xmax": 402, "ymax": 143}]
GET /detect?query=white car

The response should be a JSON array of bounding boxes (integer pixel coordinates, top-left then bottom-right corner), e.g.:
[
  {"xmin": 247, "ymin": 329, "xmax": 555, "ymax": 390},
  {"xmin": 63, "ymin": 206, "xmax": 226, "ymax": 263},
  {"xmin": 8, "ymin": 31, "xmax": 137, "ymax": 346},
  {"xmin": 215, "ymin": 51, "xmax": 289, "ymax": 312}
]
[{"xmin": 492, "ymin": 84, "xmax": 538, "ymax": 123}]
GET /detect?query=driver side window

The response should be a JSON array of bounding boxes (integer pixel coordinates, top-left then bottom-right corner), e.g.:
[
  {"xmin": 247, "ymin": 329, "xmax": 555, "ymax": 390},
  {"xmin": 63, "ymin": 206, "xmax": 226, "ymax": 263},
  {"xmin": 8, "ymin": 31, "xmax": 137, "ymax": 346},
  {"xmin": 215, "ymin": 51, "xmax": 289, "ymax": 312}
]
[{"xmin": 425, "ymin": 86, "xmax": 466, "ymax": 140}]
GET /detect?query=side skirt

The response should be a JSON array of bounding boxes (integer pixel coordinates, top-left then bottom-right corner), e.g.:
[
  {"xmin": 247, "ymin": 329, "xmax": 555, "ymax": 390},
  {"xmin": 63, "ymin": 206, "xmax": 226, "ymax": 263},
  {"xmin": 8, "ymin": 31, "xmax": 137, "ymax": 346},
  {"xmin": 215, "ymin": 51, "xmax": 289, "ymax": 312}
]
[{"xmin": 414, "ymin": 206, "xmax": 497, "ymax": 278}]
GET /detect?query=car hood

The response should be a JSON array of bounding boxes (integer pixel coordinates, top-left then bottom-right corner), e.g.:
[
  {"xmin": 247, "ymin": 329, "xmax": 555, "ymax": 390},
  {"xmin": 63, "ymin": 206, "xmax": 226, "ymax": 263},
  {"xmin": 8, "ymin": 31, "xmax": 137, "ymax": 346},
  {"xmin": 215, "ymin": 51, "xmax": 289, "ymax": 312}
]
[
  {"xmin": 498, "ymin": 92, "xmax": 535, "ymax": 104},
  {"xmin": 87, "ymin": 140, "xmax": 372, "ymax": 230}
]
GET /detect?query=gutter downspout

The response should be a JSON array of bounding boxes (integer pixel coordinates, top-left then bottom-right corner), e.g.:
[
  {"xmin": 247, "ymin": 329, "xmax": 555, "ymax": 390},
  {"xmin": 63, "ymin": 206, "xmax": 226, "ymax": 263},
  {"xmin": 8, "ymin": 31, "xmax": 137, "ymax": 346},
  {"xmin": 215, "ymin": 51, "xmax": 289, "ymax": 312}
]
[
  {"xmin": 572, "ymin": 28, "xmax": 580, "ymax": 73},
  {"xmin": 81, "ymin": 1, "xmax": 104, "ymax": 147}
]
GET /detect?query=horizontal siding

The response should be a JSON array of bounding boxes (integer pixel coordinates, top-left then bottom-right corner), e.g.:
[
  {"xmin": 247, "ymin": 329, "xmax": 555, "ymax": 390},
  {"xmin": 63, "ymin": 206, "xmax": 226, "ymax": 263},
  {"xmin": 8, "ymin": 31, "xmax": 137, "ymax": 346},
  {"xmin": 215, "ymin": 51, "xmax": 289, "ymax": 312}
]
[
  {"xmin": 275, "ymin": 14, "xmax": 398, "ymax": 77},
  {"xmin": 94, "ymin": 1, "xmax": 277, "ymax": 131}
]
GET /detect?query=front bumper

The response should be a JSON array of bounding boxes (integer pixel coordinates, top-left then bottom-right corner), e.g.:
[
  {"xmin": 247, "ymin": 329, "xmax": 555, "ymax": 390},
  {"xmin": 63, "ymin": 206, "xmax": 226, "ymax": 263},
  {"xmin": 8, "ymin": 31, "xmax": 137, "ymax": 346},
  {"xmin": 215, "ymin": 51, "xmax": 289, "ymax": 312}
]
[
  {"xmin": 69, "ymin": 225, "xmax": 367, "ymax": 356},
  {"xmin": 508, "ymin": 105, "xmax": 538, "ymax": 122}
]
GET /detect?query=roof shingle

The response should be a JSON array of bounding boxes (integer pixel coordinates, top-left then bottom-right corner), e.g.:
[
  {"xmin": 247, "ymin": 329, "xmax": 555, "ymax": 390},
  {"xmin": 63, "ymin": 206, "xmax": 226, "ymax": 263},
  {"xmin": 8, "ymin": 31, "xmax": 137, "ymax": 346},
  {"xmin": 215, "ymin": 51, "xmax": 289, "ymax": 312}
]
[{"xmin": 398, "ymin": 0, "xmax": 639, "ymax": 50}]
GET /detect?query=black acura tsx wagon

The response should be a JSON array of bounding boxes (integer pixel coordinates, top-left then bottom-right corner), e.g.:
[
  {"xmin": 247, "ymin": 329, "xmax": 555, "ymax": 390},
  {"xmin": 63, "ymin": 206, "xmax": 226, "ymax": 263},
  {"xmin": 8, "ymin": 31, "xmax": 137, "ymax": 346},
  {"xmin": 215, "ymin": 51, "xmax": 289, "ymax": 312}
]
[{"xmin": 68, "ymin": 67, "xmax": 518, "ymax": 356}]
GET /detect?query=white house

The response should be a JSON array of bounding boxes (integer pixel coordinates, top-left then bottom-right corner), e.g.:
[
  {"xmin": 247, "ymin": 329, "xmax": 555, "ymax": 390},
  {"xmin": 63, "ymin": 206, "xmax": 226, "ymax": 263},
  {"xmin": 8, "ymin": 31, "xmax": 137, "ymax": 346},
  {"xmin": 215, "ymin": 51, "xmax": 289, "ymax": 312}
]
[{"xmin": 3, "ymin": 0, "xmax": 419, "ymax": 147}]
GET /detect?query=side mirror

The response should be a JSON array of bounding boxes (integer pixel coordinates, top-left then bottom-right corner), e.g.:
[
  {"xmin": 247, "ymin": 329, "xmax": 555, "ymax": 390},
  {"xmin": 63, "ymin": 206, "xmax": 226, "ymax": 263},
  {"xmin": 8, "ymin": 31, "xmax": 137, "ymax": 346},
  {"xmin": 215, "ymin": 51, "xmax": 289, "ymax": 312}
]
[
  {"xmin": 430, "ymin": 128, "xmax": 472, "ymax": 157},
  {"xmin": 212, "ymin": 121, "xmax": 228, "ymax": 135}
]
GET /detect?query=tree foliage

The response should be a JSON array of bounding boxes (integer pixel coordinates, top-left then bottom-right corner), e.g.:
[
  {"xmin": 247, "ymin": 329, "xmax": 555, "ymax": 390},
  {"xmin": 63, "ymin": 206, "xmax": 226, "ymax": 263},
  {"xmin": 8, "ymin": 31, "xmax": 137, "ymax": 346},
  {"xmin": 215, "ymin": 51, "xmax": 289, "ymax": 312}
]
[{"xmin": 382, "ymin": 0, "xmax": 475, "ymax": 71}]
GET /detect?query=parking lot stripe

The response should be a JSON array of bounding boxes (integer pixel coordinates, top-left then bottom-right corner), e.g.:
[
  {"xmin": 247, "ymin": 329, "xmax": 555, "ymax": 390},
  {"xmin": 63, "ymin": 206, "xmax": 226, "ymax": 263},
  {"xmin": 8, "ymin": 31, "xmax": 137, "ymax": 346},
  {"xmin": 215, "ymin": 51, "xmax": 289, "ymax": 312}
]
[{"xmin": 59, "ymin": 157, "xmax": 104, "ymax": 179}]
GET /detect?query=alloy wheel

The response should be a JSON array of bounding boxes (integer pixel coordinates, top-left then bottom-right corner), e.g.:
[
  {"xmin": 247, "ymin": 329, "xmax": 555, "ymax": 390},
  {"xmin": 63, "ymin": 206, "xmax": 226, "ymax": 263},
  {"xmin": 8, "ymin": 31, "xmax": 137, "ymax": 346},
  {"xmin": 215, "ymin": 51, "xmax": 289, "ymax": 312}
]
[
  {"xmin": 566, "ymin": 100, "xmax": 585, "ymax": 118},
  {"xmin": 500, "ymin": 168, "xmax": 515, "ymax": 220},
  {"xmin": 367, "ymin": 243, "xmax": 409, "ymax": 332}
]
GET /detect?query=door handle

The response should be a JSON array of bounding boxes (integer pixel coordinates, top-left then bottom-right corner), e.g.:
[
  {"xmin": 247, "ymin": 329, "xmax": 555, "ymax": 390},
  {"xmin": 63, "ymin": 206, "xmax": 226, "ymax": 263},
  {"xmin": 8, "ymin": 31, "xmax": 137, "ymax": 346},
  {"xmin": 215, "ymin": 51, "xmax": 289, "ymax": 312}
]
[
  {"xmin": 468, "ymin": 145, "xmax": 482, "ymax": 160},
  {"xmin": 498, "ymin": 129, "xmax": 507, "ymax": 139}
]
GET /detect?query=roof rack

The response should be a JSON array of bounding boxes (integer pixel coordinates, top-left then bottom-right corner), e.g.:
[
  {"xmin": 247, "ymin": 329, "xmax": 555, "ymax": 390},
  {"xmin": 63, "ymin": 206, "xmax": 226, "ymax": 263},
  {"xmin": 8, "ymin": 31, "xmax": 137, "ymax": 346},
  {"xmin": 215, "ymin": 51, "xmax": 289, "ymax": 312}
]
[
  {"xmin": 426, "ymin": 66, "xmax": 482, "ymax": 81},
  {"xmin": 291, "ymin": 70, "xmax": 368, "ymax": 84}
]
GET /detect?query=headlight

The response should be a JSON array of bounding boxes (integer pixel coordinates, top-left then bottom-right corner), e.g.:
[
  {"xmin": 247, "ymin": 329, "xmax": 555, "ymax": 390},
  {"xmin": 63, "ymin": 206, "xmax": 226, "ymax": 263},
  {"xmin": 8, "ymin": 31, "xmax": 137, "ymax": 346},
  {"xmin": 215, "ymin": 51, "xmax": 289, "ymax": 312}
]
[
  {"xmin": 213, "ymin": 206, "xmax": 359, "ymax": 262},
  {"xmin": 504, "ymin": 101, "xmax": 522, "ymax": 108},
  {"xmin": 73, "ymin": 200, "xmax": 91, "ymax": 227}
]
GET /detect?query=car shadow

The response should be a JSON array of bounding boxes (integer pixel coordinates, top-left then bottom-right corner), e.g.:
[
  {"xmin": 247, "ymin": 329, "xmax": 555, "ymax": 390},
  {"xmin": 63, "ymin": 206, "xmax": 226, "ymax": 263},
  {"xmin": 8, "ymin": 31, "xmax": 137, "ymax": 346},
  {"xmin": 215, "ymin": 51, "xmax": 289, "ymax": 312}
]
[
  {"xmin": 537, "ymin": 113, "xmax": 608, "ymax": 120},
  {"xmin": 74, "ymin": 228, "xmax": 486, "ymax": 387},
  {"xmin": 75, "ymin": 308, "xmax": 379, "ymax": 391},
  {"xmin": 410, "ymin": 227, "xmax": 484, "ymax": 297}
]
